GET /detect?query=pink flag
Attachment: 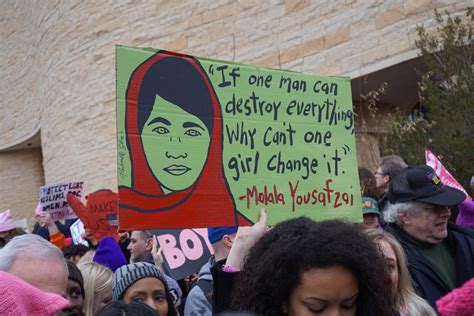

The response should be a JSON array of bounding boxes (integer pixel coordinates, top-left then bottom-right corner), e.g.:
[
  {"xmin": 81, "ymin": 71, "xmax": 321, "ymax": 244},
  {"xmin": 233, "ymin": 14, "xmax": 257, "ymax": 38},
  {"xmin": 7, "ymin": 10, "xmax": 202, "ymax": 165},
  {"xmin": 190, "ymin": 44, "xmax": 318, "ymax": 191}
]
[{"xmin": 425, "ymin": 150, "xmax": 471, "ymax": 201}]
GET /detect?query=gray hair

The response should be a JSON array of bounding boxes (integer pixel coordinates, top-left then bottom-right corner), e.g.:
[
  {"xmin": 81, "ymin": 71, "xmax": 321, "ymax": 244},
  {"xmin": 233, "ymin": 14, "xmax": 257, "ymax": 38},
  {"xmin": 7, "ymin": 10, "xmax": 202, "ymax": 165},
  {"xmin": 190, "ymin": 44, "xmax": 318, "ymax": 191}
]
[
  {"xmin": 0, "ymin": 233, "xmax": 67, "ymax": 272},
  {"xmin": 379, "ymin": 155, "xmax": 407, "ymax": 181},
  {"xmin": 384, "ymin": 201, "xmax": 428, "ymax": 225}
]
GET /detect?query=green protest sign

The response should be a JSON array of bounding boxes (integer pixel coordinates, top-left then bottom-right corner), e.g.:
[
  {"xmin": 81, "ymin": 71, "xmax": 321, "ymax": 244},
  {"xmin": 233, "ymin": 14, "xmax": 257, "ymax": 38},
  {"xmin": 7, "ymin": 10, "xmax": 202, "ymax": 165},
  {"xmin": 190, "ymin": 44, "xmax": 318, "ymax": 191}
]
[{"xmin": 117, "ymin": 46, "xmax": 361, "ymax": 230}]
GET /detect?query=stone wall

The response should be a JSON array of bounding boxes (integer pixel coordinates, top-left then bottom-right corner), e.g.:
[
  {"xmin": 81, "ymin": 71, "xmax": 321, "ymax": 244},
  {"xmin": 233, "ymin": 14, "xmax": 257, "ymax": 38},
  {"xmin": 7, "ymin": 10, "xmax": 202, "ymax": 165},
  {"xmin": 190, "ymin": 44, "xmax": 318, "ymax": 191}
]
[
  {"xmin": 1, "ymin": 0, "xmax": 471, "ymax": 223},
  {"xmin": 0, "ymin": 148, "xmax": 44, "ymax": 228}
]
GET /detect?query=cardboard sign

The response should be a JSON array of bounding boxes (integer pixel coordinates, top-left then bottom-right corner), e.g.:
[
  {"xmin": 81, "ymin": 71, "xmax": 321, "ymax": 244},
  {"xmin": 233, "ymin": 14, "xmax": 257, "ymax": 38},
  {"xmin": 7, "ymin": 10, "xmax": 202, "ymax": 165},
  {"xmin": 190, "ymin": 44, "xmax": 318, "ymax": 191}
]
[
  {"xmin": 39, "ymin": 182, "xmax": 83, "ymax": 220},
  {"xmin": 117, "ymin": 46, "xmax": 361, "ymax": 230},
  {"xmin": 425, "ymin": 150, "xmax": 471, "ymax": 201},
  {"xmin": 150, "ymin": 228, "xmax": 213, "ymax": 280},
  {"xmin": 69, "ymin": 219, "xmax": 89, "ymax": 246},
  {"xmin": 67, "ymin": 190, "xmax": 119, "ymax": 241}
]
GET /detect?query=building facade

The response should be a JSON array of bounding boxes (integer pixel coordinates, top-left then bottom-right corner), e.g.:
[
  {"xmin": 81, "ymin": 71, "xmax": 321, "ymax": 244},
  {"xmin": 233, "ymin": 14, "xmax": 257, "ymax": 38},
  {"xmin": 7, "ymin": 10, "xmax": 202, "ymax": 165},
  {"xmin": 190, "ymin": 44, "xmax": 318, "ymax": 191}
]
[{"xmin": 1, "ymin": 0, "xmax": 470, "ymax": 227}]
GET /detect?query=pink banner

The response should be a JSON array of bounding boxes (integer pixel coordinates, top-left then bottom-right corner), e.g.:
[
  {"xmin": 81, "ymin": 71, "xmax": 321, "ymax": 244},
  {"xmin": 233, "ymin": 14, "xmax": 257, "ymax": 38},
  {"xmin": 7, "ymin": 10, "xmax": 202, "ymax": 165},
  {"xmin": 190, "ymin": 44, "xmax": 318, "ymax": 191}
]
[{"xmin": 425, "ymin": 150, "xmax": 471, "ymax": 201}]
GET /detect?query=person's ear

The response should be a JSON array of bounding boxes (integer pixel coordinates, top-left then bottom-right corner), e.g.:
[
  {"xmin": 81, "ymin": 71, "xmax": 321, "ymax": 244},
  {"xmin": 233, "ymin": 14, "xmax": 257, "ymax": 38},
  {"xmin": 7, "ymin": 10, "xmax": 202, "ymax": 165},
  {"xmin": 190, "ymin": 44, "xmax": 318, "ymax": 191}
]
[
  {"xmin": 222, "ymin": 234, "xmax": 234, "ymax": 248},
  {"xmin": 145, "ymin": 237, "xmax": 153, "ymax": 251},
  {"xmin": 399, "ymin": 212, "xmax": 411, "ymax": 227}
]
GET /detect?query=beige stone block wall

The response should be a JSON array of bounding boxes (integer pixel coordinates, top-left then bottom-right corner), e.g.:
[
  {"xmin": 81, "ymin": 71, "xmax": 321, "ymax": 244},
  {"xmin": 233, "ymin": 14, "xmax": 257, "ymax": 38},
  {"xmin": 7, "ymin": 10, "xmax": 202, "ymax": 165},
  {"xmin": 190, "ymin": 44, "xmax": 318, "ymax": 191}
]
[
  {"xmin": 0, "ymin": 1, "xmax": 42, "ymax": 149},
  {"xmin": 0, "ymin": 0, "xmax": 471, "ymax": 202},
  {"xmin": 0, "ymin": 148, "xmax": 44, "ymax": 229}
]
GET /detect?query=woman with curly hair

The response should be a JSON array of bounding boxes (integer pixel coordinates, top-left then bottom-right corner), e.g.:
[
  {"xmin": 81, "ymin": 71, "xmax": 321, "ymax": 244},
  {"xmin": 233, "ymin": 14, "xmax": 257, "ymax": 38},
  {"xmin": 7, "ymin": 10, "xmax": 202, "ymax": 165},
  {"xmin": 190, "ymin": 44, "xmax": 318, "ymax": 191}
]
[
  {"xmin": 366, "ymin": 230, "xmax": 436, "ymax": 316},
  {"xmin": 219, "ymin": 214, "xmax": 396, "ymax": 315}
]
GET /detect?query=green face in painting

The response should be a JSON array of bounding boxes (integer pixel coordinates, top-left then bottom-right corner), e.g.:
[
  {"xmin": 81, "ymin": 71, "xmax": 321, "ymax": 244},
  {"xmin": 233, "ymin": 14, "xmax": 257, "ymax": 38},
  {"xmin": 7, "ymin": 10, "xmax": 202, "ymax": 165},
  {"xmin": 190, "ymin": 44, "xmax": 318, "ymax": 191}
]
[{"xmin": 141, "ymin": 94, "xmax": 211, "ymax": 193}]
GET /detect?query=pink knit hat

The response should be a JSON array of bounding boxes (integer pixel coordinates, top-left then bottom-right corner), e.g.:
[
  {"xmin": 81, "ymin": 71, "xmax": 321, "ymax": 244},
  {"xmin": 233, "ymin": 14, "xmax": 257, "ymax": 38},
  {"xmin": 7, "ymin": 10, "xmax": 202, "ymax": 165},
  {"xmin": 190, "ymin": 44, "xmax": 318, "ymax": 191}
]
[
  {"xmin": 0, "ymin": 271, "xmax": 70, "ymax": 315},
  {"xmin": 0, "ymin": 209, "xmax": 16, "ymax": 232},
  {"xmin": 437, "ymin": 278, "xmax": 474, "ymax": 316}
]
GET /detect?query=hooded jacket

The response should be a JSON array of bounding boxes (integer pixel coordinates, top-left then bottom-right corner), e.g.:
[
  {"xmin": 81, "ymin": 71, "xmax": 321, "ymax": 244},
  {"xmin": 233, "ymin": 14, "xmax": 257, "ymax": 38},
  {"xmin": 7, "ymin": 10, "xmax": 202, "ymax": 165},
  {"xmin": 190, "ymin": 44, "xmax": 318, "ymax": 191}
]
[{"xmin": 184, "ymin": 258, "xmax": 213, "ymax": 316}]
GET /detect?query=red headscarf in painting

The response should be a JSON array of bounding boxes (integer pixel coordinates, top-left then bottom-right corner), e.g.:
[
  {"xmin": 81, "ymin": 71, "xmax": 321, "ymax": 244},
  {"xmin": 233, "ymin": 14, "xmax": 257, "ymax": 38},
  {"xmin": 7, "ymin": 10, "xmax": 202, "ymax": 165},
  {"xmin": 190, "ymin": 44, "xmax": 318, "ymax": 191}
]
[{"xmin": 119, "ymin": 51, "xmax": 250, "ymax": 230}]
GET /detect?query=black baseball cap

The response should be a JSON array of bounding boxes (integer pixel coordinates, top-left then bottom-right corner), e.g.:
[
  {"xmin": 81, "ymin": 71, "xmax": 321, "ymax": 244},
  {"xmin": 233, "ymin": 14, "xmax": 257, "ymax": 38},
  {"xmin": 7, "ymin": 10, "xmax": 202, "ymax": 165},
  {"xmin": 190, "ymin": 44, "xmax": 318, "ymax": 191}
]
[{"xmin": 387, "ymin": 165, "xmax": 466, "ymax": 205}]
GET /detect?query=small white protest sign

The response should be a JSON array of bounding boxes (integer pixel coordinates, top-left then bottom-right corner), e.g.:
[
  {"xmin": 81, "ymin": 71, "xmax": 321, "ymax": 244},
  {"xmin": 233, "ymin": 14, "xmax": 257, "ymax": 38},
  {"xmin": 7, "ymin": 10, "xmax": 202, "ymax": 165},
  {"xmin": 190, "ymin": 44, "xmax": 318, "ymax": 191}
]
[
  {"xmin": 70, "ymin": 219, "xmax": 88, "ymax": 246},
  {"xmin": 39, "ymin": 182, "xmax": 84, "ymax": 221}
]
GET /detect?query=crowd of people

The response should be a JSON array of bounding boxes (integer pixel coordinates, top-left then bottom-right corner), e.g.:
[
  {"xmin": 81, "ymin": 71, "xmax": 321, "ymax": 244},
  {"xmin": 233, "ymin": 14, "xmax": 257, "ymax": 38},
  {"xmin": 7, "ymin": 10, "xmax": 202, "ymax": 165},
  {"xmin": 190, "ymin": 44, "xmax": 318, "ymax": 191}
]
[{"xmin": 0, "ymin": 156, "xmax": 473, "ymax": 315}]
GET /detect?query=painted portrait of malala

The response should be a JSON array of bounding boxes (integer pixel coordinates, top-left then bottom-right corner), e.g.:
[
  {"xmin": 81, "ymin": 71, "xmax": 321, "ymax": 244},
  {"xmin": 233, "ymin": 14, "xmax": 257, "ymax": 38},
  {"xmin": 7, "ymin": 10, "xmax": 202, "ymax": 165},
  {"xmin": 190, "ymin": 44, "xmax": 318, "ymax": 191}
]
[{"xmin": 118, "ymin": 51, "xmax": 251, "ymax": 230}]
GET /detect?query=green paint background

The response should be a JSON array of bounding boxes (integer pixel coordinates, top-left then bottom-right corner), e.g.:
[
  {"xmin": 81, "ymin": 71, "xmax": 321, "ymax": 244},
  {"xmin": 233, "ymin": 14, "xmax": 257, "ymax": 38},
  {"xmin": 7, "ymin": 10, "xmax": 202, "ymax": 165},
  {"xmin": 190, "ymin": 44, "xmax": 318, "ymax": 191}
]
[{"xmin": 116, "ymin": 45, "xmax": 362, "ymax": 225}]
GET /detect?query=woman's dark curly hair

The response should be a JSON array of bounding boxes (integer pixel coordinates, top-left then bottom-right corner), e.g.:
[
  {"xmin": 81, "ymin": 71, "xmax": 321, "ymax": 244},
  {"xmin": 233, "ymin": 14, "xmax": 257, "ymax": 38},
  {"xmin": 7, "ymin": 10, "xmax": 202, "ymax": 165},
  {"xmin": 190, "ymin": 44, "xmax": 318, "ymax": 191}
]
[
  {"xmin": 62, "ymin": 244, "xmax": 89, "ymax": 261},
  {"xmin": 359, "ymin": 167, "xmax": 378, "ymax": 199},
  {"xmin": 230, "ymin": 218, "xmax": 395, "ymax": 316}
]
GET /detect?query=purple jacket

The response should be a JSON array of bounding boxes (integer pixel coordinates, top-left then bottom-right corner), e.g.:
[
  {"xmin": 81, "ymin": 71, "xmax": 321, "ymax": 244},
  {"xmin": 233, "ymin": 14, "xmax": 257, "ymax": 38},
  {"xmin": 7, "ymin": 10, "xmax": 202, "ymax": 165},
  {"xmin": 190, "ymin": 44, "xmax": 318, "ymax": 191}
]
[{"xmin": 456, "ymin": 201, "xmax": 474, "ymax": 229}]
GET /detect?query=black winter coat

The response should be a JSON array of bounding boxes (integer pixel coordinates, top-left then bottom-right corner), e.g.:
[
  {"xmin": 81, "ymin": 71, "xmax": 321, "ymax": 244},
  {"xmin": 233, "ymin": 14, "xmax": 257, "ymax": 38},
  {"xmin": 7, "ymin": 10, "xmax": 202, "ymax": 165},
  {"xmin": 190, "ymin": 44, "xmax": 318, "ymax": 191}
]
[{"xmin": 386, "ymin": 223, "xmax": 474, "ymax": 309}]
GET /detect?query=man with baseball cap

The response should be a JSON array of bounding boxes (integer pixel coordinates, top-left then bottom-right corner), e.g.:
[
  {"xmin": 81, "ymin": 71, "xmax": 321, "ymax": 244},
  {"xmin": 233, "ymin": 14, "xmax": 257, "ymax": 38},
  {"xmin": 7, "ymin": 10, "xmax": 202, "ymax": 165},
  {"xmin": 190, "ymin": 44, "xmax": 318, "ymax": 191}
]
[
  {"xmin": 360, "ymin": 197, "xmax": 382, "ymax": 230},
  {"xmin": 384, "ymin": 165, "xmax": 474, "ymax": 308}
]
